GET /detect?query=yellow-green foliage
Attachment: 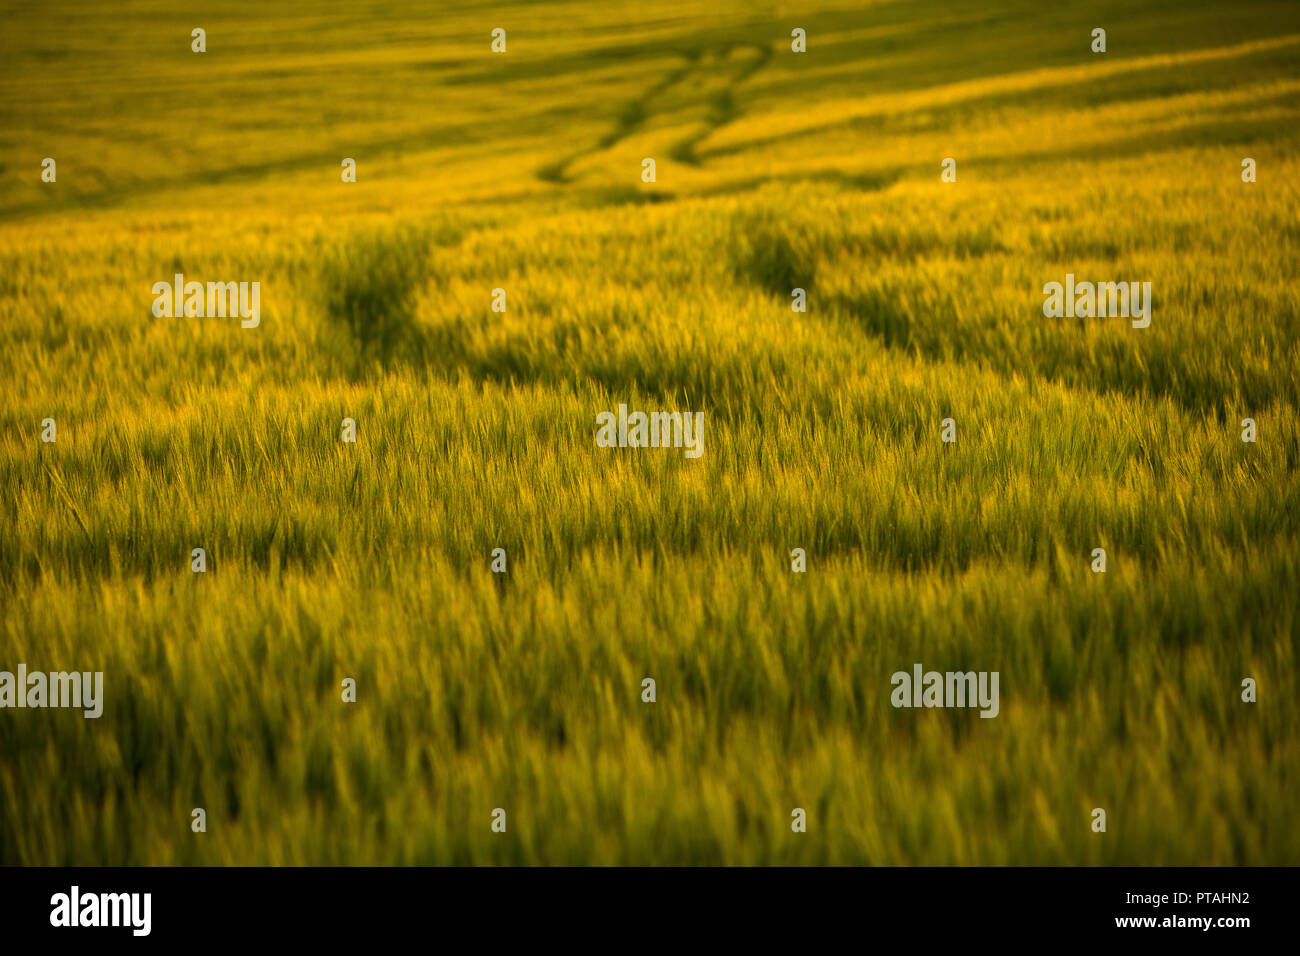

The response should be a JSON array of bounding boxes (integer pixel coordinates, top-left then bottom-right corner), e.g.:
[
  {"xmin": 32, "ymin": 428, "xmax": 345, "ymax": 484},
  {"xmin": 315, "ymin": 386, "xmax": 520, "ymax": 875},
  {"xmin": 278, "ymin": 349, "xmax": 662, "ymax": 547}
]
[{"xmin": 1, "ymin": 0, "xmax": 1298, "ymax": 864}]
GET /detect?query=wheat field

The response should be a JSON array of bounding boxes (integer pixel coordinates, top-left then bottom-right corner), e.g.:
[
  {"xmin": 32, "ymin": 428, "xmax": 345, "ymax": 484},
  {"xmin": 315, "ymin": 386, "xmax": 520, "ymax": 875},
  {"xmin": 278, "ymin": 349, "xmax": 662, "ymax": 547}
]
[{"xmin": 1, "ymin": 0, "xmax": 1298, "ymax": 865}]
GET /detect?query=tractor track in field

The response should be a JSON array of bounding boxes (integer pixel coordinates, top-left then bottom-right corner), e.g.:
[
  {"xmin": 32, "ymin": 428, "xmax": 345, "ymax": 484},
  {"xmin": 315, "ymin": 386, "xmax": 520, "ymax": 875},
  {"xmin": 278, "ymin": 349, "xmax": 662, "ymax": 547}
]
[{"xmin": 535, "ymin": 41, "xmax": 772, "ymax": 185}]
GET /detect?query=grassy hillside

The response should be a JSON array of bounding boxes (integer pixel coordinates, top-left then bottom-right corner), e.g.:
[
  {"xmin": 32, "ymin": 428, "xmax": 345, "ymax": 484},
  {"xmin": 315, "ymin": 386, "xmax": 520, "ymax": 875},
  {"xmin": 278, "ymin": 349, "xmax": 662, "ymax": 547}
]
[{"xmin": 1, "ymin": 0, "xmax": 1298, "ymax": 864}]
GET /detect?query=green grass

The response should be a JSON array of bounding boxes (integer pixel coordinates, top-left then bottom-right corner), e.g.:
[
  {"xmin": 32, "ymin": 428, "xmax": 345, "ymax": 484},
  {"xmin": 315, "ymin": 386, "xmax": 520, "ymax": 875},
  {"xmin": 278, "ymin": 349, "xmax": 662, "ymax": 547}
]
[{"xmin": 0, "ymin": 0, "xmax": 1298, "ymax": 864}]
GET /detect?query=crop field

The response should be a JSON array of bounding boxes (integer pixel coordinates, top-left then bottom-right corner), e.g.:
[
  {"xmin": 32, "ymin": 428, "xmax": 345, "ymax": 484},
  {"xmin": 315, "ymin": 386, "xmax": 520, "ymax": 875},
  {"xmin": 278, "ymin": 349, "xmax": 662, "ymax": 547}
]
[{"xmin": 1, "ymin": 0, "xmax": 1298, "ymax": 865}]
